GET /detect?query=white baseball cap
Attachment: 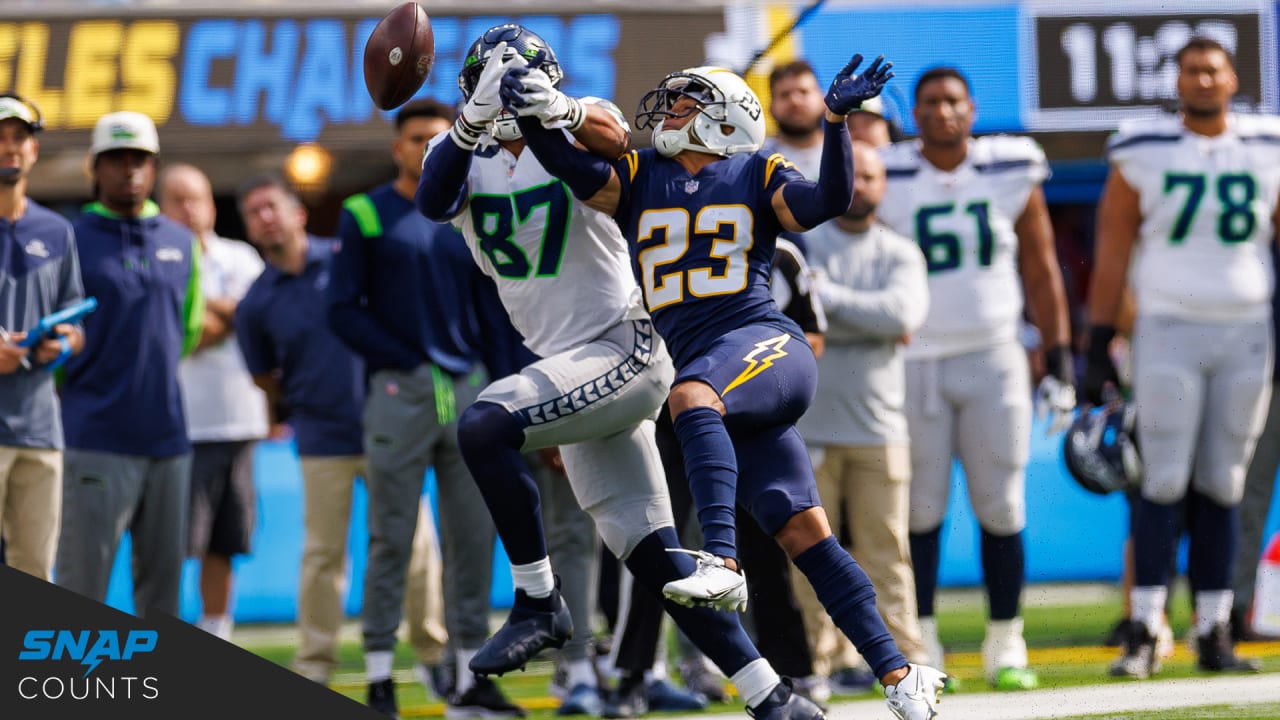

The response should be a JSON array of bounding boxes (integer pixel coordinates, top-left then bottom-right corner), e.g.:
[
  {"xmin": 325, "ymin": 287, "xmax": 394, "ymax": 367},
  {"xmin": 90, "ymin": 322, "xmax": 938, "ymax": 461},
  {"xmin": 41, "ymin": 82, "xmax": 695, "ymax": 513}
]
[
  {"xmin": 855, "ymin": 95, "xmax": 885, "ymax": 118},
  {"xmin": 0, "ymin": 95, "xmax": 42, "ymax": 131},
  {"xmin": 90, "ymin": 111, "xmax": 160, "ymax": 157}
]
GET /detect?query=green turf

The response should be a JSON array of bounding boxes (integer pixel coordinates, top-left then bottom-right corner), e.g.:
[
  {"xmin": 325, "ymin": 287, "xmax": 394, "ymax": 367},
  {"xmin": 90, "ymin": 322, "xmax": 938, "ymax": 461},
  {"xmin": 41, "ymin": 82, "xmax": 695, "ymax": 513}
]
[
  {"xmin": 1055, "ymin": 701, "xmax": 1280, "ymax": 720},
  {"xmin": 238, "ymin": 585, "xmax": 1280, "ymax": 718}
]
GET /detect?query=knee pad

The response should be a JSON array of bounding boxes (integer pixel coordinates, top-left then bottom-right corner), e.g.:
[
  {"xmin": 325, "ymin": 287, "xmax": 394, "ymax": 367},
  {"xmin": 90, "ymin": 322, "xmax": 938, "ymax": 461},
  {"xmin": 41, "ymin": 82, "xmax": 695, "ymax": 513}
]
[
  {"xmin": 586, "ymin": 495, "xmax": 673, "ymax": 560},
  {"xmin": 456, "ymin": 401, "xmax": 524, "ymax": 457}
]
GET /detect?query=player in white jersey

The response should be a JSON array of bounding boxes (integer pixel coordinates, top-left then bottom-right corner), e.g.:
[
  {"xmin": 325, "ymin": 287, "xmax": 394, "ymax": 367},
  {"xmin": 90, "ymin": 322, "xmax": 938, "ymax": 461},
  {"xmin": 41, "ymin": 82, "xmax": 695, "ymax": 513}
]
[
  {"xmin": 415, "ymin": 25, "xmax": 825, "ymax": 720},
  {"xmin": 1086, "ymin": 37, "xmax": 1274, "ymax": 679},
  {"xmin": 878, "ymin": 67, "xmax": 1075, "ymax": 691}
]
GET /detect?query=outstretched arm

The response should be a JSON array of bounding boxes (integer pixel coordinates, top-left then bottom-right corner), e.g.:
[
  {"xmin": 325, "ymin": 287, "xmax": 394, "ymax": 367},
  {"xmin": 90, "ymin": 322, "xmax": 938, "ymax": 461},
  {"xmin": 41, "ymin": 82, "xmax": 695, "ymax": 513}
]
[
  {"xmin": 514, "ymin": 115, "xmax": 623, "ymax": 216},
  {"xmin": 772, "ymin": 54, "xmax": 893, "ymax": 233}
]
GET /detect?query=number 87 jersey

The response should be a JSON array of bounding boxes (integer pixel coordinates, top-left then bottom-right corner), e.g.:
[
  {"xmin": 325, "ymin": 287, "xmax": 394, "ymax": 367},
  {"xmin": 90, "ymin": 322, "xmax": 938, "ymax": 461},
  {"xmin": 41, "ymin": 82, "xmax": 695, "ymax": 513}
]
[
  {"xmin": 877, "ymin": 135, "xmax": 1048, "ymax": 359},
  {"xmin": 1106, "ymin": 114, "xmax": 1280, "ymax": 322}
]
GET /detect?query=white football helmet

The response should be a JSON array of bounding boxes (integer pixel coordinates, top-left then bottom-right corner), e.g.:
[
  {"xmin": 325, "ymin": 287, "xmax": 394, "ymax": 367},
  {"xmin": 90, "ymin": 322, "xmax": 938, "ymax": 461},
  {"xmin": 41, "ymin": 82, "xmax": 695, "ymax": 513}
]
[{"xmin": 636, "ymin": 66, "xmax": 765, "ymax": 158}]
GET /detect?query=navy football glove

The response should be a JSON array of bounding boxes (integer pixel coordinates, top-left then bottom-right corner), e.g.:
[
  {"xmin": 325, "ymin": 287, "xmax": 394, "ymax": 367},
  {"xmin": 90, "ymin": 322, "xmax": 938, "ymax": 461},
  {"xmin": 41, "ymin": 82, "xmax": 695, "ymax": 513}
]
[
  {"xmin": 824, "ymin": 53, "xmax": 893, "ymax": 116},
  {"xmin": 1081, "ymin": 325, "xmax": 1120, "ymax": 406}
]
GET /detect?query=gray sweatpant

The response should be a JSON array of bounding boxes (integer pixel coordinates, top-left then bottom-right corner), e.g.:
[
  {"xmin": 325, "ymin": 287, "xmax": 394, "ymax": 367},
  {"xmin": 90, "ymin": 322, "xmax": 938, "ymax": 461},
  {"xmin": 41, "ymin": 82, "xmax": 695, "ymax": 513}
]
[
  {"xmin": 1232, "ymin": 387, "xmax": 1280, "ymax": 612},
  {"xmin": 531, "ymin": 451, "xmax": 599, "ymax": 662},
  {"xmin": 361, "ymin": 363, "xmax": 495, "ymax": 654},
  {"xmin": 56, "ymin": 449, "xmax": 192, "ymax": 616}
]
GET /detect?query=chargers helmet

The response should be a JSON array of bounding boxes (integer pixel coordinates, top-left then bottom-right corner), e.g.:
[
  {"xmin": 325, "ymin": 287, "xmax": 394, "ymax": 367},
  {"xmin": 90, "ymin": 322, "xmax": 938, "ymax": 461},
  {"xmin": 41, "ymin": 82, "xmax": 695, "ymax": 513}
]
[
  {"xmin": 1062, "ymin": 401, "xmax": 1142, "ymax": 495},
  {"xmin": 458, "ymin": 24, "xmax": 563, "ymax": 142},
  {"xmin": 636, "ymin": 66, "xmax": 765, "ymax": 158}
]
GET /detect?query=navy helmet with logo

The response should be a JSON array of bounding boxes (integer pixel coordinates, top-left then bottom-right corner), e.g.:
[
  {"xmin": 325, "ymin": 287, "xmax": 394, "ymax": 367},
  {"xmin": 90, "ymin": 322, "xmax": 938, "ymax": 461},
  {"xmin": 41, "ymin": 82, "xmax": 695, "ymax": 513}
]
[{"xmin": 1062, "ymin": 401, "xmax": 1142, "ymax": 495}]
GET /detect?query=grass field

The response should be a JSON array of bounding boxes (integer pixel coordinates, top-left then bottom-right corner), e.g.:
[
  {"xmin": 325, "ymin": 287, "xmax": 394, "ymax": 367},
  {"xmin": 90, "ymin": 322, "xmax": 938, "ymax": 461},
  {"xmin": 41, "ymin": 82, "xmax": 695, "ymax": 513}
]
[
  {"xmin": 1061, "ymin": 702, "xmax": 1280, "ymax": 720},
  {"xmin": 236, "ymin": 583, "xmax": 1280, "ymax": 719}
]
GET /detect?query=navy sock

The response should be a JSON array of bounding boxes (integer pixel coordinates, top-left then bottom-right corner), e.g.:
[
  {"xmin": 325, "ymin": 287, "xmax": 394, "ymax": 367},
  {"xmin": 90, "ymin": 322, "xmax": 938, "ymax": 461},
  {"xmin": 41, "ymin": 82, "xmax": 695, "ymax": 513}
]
[
  {"xmin": 910, "ymin": 527, "xmax": 942, "ymax": 617},
  {"xmin": 793, "ymin": 535, "xmax": 906, "ymax": 678},
  {"xmin": 1187, "ymin": 490, "xmax": 1238, "ymax": 591},
  {"xmin": 456, "ymin": 401, "xmax": 546, "ymax": 564},
  {"xmin": 673, "ymin": 406, "xmax": 738, "ymax": 559},
  {"xmin": 981, "ymin": 529, "xmax": 1025, "ymax": 621},
  {"xmin": 624, "ymin": 527, "xmax": 759, "ymax": 676},
  {"xmin": 1132, "ymin": 495, "xmax": 1180, "ymax": 587}
]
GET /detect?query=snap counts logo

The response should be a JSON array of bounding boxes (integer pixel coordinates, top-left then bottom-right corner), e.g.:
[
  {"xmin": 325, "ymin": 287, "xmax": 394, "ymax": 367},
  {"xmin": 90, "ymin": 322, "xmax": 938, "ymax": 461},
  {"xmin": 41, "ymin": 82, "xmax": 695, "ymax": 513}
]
[{"xmin": 16, "ymin": 630, "xmax": 160, "ymax": 701}]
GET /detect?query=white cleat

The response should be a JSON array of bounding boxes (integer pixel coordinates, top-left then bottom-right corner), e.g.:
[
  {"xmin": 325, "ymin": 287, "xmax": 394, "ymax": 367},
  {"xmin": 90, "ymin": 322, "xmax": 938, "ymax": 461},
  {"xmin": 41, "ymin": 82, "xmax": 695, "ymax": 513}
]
[
  {"xmin": 884, "ymin": 664, "xmax": 946, "ymax": 720},
  {"xmin": 661, "ymin": 548, "xmax": 748, "ymax": 612}
]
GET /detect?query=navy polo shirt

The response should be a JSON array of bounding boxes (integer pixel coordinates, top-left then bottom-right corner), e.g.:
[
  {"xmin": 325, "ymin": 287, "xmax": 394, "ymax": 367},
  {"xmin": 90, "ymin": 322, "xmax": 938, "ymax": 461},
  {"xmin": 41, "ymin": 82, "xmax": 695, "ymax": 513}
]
[
  {"xmin": 236, "ymin": 237, "xmax": 364, "ymax": 457},
  {"xmin": 61, "ymin": 201, "xmax": 203, "ymax": 458},
  {"xmin": 0, "ymin": 200, "xmax": 84, "ymax": 449},
  {"xmin": 328, "ymin": 183, "xmax": 522, "ymax": 377}
]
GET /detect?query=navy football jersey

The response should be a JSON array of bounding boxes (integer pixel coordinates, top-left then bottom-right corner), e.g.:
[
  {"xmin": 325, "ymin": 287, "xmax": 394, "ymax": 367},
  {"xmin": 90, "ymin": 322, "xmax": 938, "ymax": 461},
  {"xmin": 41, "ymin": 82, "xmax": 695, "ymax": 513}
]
[{"xmin": 613, "ymin": 148, "xmax": 805, "ymax": 365}]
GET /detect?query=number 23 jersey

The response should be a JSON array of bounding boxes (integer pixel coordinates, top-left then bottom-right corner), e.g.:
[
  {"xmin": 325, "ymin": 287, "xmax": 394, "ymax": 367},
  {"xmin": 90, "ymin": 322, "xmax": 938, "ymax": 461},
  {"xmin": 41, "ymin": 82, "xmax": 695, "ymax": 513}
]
[
  {"xmin": 878, "ymin": 135, "xmax": 1048, "ymax": 360},
  {"xmin": 1107, "ymin": 114, "xmax": 1280, "ymax": 322},
  {"xmin": 612, "ymin": 148, "xmax": 804, "ymax": 366}
]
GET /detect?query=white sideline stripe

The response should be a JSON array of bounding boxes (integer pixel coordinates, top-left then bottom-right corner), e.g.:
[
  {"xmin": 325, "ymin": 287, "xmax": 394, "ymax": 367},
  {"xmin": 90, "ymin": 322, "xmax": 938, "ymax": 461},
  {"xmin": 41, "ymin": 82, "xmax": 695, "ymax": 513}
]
[{"xmin": 674, "ymin": 673, "xmax": 1280, "ymax": 720}]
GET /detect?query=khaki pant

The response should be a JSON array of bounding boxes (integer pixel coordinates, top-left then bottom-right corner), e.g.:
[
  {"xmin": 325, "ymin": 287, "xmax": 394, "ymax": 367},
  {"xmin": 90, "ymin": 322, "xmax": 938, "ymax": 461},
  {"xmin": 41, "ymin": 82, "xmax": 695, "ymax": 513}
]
[
  {"xmin": 0, "ymin": 446, "xmax": 61, "ymax": 581},
  {"xmin": 793, "ymin": 444, "xmax": 928, "ymax": 672},
  {"xmin": 292, "ymin": 456, "xmax": 447, "ymax": 682}
]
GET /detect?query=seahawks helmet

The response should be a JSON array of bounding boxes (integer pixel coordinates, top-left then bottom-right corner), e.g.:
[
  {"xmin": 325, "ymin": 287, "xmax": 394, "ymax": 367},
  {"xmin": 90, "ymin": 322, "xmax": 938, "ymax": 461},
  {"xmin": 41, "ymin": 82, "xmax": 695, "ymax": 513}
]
[
  {"xmin": 636, "ymin": 66, "xmax": 765, "ymax": 158},
  {"xmin": 1062, "ymin": 401, "xmax": 1142, "ymax": 495},
  {"xmin": 458, "ymin": 24, "xmax": 563, "ymax": 142}
]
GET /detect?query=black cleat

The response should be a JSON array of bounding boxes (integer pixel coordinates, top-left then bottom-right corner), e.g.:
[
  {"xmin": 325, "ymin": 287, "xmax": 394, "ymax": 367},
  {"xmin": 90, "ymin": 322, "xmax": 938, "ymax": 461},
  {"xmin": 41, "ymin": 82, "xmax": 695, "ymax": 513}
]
[
  {"xmin": 446, "ymin": 675, "xmax": 527, "ymax": 719},
  {"xmin": 1109, "ymin": 621, "xmax": 1159, "ymax": 679},
  {"xmin": 602, "ymin": 674, "xmax": 648, "ymax": 719},
  {"xmin": 368, "ymin": 678, "xmax": 400, "ymax": 718},
  {"xmin": 470, "ymin": 586, "xmax": 573, "ymax": 676},
  {"xmin": 747, "ymin": 679, "xmax": 826, "ymax": 720},
  {"xmin": 1198, "ymin": 622, "xmax": 1263, "ymax": 673}
]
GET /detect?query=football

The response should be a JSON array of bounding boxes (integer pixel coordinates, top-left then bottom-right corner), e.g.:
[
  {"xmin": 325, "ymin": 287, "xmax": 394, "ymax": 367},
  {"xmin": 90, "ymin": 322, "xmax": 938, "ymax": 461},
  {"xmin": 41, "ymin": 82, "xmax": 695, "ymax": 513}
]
[{"xmin": 363, "ymin": 2, "xmax": 435, "ymax": 111}]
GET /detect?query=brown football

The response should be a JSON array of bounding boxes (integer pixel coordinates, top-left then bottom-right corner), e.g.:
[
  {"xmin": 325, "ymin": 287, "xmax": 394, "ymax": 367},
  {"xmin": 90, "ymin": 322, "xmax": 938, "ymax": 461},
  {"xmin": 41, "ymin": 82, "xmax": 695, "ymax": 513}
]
[{"xmin": 363, "ymin": 2, "xmax": 435, "ymax": 111}]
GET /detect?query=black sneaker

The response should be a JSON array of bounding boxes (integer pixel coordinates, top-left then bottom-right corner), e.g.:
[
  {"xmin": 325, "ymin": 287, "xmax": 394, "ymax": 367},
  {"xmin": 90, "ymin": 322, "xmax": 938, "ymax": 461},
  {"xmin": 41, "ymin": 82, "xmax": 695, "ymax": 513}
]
[
  {"xmin": 746, "ymin": 679, "xmax": 825, "ymax": 720},
  {"xmin": 1108, "ymin": 620, "xmax": 1159, "ymax": 679},
  {"xmin": 1104, "ymin": 617, "xmax": 1131, "ymax": 647},
  {"xmin": 367, "ymin": 678, "xmax": 400, "ymax": 718},
  {"xmin": 602, "ymin": 674, "xmax": 648, "ymax": 719},
  {"xmin": 470, "ymin": 586, "xmax": 573, "ymax": 676},
  {"xmin": 446, "ymin": 676, "xmax": 527, "ymax": 719},
  {"xmin": 1198, "ymin": 622, "xmax": 1263, "ymax": 673}
]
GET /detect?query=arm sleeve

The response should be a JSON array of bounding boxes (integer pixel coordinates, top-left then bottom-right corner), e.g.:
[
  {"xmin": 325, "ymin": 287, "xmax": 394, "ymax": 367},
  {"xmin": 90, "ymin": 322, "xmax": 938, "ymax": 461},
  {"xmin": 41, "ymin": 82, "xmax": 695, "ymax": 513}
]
[
  {"xmin": 325, "ymin": 206, "xmax": 423, "ymax": 370},
  {"xmin": 818, "ymin": 234, "xmax": 929, "ymax": 339},
  {"xmin": 416, "ymin": 133, "xmax": 474, "ymax": 221},
  {"xmin": 515, "ymin": 116, "xmax": 617, "ymax": 202},
  {"xmin": 181, "ymin": 236, "xmax": 206, "ymax": 358},
  {"xmin": 779, "ymin": 118, "xmax": 854, "ymax": 229}
]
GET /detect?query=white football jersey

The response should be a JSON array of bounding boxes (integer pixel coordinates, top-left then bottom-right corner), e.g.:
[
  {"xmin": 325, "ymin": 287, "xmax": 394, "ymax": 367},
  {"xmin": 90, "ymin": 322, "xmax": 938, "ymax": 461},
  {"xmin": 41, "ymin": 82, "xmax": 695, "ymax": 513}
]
[
  {"xmin": 1109, "ymin": 113, "xmax": 1280, "ymax": 322},
  {"xmin": 423, "ymin": 108, "xmax": 643, "ymax": 358},
  {"xmin": 878, "ymin": 135, "xmax": 1048, "ymax": 359}
]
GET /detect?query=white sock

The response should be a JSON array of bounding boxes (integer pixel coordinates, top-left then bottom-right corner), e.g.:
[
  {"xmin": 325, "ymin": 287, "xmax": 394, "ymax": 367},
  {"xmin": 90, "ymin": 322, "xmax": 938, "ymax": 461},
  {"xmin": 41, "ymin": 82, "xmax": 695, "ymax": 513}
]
[
  {"xmin": 196, "ymin": 614, "xmax": 234, "ymax": 641},
  {"xmin": 650, "ymin": 658, "xmax": 668, "ymax": 682},
  {"xmin": 1130, "ymin": 586, "xmax": 1168, "ymax": 638},
  {"xmin": 565, "ymin": 658, "xmax": 596, "ymax": 689},
  {"xmin": 456, "ymin": 648, "xmax": 478, "ymax": 694},
  {"xmin": 366, "ymin": 650, "xmax": 394, "ymax": 682},
  {"xmin": 1195, "ymin": 590, "xmax": 1233, "ymax": 636},
  {"xmin": 510, "ymin": 557, "xmax": 555, "ymax": 598},
  {"xmin": 731, "ymin": 658, "xmax": 781, "ymax": 709}
]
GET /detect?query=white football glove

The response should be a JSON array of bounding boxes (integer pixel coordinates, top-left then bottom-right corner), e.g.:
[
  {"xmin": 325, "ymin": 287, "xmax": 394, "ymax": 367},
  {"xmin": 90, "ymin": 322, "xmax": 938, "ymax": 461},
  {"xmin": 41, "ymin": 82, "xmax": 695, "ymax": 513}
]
[
  {"xmin": 1035, "ymin": 375, "xmax": 1077, "ymax": 436},
  {"xmin": 502, "ymin": 67, "xmax": 584, "ymax": 130},
  {"xmin": 452, "ymin": 41, "xmax": 527, "ymax": 148}
]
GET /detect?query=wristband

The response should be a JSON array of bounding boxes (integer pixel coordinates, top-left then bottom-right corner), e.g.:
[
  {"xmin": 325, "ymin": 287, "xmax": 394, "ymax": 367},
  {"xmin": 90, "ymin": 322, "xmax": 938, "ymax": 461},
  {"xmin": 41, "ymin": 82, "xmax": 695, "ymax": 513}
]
[
  {"xmin": 1087, "ymin": 325, "xmax": 1116, "ymax": 363},
  {"xmin": 1044, "ymin": 344, "xmax": 1074, "ymax": 385}
]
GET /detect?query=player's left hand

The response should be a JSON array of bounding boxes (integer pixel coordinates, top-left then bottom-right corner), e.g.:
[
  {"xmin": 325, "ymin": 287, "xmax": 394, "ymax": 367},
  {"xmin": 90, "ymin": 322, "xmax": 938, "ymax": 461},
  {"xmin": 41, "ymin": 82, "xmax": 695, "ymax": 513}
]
[
  {"xmin": 825, "ymin": 53, "xmax": 893, "ymax": 116},
  {"xmin": 1035, "ymin": 375, "xmax": 1077, "ymax": 435}
]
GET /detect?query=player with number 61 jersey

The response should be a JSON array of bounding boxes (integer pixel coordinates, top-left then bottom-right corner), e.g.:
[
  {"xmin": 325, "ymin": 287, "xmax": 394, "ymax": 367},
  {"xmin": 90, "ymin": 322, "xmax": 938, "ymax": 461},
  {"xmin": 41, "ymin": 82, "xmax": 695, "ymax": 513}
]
[
  {"xmin": 877, "ymin": 134, "xmax": 1048, "ymax": 359},
  {"xmin": 1107, "ymin": 112, "xmax": 1280, "ymax": 321}
]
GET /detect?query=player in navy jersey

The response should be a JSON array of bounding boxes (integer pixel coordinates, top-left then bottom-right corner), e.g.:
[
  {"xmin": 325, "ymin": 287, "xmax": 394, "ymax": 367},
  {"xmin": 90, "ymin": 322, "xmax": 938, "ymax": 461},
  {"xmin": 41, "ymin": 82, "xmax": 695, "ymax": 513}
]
[{"xmin": 505, "ymin": 55, "xmax": 946, "ymax": 718}]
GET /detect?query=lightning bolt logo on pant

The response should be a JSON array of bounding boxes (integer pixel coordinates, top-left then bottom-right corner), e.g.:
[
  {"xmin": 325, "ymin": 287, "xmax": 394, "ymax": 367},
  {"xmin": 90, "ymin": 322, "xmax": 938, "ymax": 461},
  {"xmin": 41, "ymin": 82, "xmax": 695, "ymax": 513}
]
[{"xmin": 723, "ymin": 333, "xmax": 790, "ymax": 395}]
